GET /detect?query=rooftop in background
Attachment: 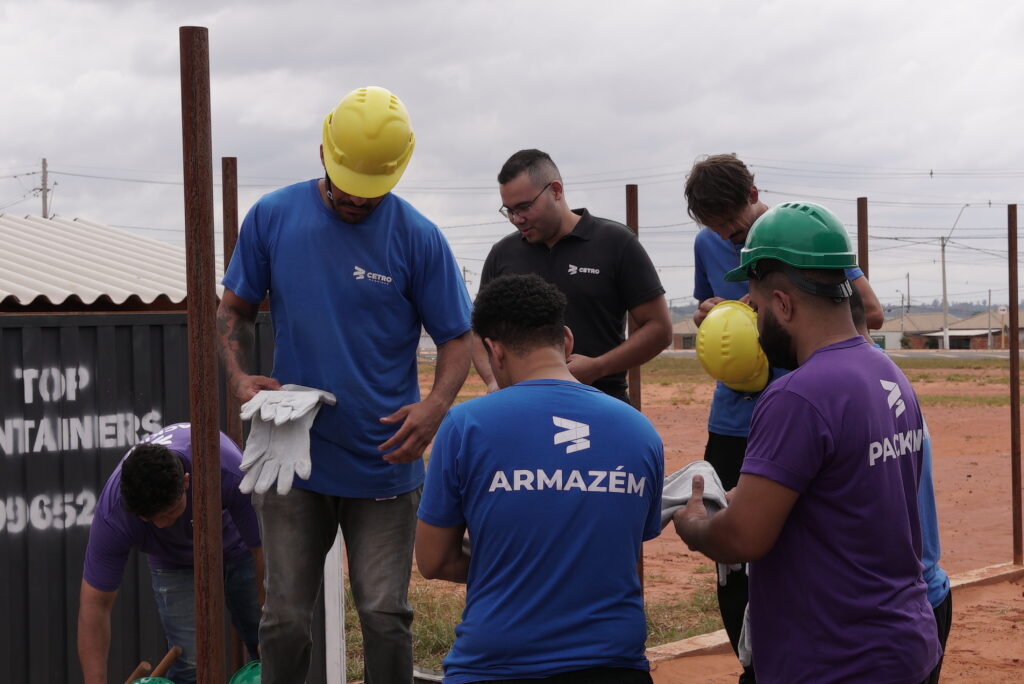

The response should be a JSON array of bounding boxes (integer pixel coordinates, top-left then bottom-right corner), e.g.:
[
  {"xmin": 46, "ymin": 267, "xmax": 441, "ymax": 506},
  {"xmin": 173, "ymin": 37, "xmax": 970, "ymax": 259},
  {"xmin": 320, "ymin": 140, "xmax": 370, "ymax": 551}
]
[
  {"xmin": 0, "ymin": 214, "xmax": 223, "ymax": 312},
  {"xmin": 878, "ymin": 312, "xmax": 954, "ymax": 334}
]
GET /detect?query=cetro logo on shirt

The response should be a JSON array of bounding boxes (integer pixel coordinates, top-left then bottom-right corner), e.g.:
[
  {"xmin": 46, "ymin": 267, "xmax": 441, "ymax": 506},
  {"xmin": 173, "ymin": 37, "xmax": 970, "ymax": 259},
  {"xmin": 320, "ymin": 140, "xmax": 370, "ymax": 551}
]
[{"xmin": 352, "ymin": 265, "xmax": 393, "ymax": 284}]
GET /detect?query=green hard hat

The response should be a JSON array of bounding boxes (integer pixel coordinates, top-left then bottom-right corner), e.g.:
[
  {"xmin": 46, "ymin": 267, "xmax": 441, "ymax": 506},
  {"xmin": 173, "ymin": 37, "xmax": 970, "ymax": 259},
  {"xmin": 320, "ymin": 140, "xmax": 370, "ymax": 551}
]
[
  {"xmin": 228, "ymin": 660, "xmax": 262, "ymax": 684},
  {"xmin": 724, "ymin": 202, "xmax": 857, "ymax": 282}
]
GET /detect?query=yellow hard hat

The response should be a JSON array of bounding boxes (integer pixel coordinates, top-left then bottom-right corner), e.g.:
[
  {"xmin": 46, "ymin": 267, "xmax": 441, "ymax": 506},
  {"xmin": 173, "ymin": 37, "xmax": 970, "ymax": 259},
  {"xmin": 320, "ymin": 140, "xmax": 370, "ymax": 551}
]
[
  {"xmin": 696, "ymin": 300, "xmax": 769, "ymax": 393},
  {"xmin": 322, "ymin": 86, "xmax": 415, "ymax": 198}
]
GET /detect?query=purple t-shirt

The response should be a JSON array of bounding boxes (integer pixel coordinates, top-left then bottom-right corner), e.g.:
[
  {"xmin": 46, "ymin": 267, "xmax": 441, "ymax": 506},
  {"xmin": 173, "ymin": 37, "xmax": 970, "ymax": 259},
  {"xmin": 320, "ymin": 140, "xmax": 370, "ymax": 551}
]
[
  {"xmin": 741, "ymin": 338, "xmax": 941, "ymax": 684},
  {"xmin": 83, "ymin": 423, "xmax": 261, "ymax": 592}
]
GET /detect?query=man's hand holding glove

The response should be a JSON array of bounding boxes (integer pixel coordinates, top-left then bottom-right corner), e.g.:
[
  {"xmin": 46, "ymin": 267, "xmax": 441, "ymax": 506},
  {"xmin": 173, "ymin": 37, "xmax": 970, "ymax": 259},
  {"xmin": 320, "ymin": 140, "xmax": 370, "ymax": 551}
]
[{"xmin": 238, "ymin": 384, "xmax": 336, "ymax": 495}]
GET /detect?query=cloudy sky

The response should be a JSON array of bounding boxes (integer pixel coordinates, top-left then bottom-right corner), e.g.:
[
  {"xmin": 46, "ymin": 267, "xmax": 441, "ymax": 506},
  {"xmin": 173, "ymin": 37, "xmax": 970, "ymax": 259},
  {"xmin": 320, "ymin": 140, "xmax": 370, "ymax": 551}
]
[{"xmin": 2, "ymin": 0, "xmax": 1022, "ymax": 311}]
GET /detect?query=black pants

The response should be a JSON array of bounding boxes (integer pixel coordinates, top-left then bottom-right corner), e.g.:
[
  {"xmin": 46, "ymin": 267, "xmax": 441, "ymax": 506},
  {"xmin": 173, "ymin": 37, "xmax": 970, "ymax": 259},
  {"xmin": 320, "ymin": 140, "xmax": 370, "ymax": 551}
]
[
  {"xmin": 921, "ymin": 590, "xmax": 954, "ymax": 684},
  {"xmin": 472, "ymin": 667, "xmax": 653, "ymax": 683},
  {"xmin": 705, "ymin": 432, "xmax": 756, "ymax": 684}
]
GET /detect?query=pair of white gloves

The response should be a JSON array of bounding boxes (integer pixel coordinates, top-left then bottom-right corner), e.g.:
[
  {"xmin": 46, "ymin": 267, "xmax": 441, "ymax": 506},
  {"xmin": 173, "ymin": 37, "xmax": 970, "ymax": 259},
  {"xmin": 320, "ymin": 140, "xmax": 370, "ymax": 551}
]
[{"xmin": 238, "ymin": 384, "xmax": 336, "ymax": 496}]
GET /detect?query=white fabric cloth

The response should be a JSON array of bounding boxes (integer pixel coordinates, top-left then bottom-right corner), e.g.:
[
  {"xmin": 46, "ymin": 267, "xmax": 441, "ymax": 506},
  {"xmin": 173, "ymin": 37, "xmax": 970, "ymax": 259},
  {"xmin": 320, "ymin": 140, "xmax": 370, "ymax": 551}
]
[
  {"xmin": 239, "ymin": 384, "xmax": 336, "ymax": 495},
  {"xmin": 738, "ymin": 604, "xmax": 752, "ymax": 667},
  {"xmin": 660, "ymin": 460, "xmax": 742, "ymax": 585}
]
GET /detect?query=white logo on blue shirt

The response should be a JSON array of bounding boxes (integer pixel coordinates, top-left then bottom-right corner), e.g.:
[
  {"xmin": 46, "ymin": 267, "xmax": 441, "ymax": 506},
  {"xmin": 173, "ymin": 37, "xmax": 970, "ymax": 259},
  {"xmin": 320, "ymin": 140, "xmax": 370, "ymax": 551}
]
[
  {"xmin": 880, "ymin": 379, "xmax": 906, "ymax": 417},
  {"xmin": 353, "ymin": 265, "xmax": 393, "ymax": 284},
  {"xmin": 567, "ymin": 264, "xmax": 600, "ymax": 276},
  {"xmin": 553, "ymin": 416, "xmax": 590, "ymax": 453}
]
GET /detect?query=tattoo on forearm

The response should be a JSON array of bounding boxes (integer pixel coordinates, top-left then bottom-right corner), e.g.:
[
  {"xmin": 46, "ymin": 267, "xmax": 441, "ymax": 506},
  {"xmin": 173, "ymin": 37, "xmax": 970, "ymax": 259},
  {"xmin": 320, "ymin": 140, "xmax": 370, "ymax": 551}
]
[{"xmin": 216, "ymin": 308, "xmax": 255, "ymax": 375}]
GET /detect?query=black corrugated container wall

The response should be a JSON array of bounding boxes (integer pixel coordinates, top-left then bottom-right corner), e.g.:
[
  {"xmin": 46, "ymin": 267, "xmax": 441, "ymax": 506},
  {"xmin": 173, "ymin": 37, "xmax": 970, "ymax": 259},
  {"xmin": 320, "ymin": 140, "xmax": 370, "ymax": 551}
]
[{"xmin": 0, "ymin": 312, "xmax": 278, "ymax": 683}]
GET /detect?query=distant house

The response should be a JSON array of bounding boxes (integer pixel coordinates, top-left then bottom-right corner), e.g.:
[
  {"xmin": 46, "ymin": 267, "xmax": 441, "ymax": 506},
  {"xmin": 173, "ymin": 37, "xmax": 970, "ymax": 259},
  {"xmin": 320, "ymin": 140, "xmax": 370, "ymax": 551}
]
[
  {"xmin": 876, "ymin": 313, "xmax": 953, "ymax": 350},
  {"xmin": 672, "ymin": 318, "xmax": 698, "ymax": 349},
  {"xmin": 945, "ymin": 310, "xmax": 1024, "ymax": 349}
]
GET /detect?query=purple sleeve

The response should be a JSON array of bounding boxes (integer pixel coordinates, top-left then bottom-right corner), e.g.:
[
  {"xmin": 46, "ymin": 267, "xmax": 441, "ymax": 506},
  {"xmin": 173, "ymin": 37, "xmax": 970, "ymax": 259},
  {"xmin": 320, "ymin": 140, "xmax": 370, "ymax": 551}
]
[
  {"xmin": 222, "ymin": 203, "xmax": 270, "ymax": 304},
  {"xmin": 220, "ymin": 437, "xmax": 262, "ymax": 549},
  {"xmin": 417, "ymin": 416, "xmax": 465, "ymax": 528},
  {"xmin": 82, "ymin": 510, "xmax": 133, "ymax": 592},
  {"xmin": 741, "ymin": 387, "xmax": 832, "ymax": 493}
]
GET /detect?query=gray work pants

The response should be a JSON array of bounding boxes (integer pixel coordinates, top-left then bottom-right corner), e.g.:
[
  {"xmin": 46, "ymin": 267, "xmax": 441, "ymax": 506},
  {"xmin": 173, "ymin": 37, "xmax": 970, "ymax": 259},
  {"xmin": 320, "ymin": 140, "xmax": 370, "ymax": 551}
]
[{"xmin": 254, "ymin": 486, "xmax": 420, "ymax": 684}]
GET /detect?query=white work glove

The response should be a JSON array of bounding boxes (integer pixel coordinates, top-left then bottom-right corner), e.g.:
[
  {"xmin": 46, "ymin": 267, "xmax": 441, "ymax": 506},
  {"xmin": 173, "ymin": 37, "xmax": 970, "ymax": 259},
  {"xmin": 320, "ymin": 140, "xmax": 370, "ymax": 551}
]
[{"xmin": 239, "ymin": 384, "xmax": 337, "ymax": 496}]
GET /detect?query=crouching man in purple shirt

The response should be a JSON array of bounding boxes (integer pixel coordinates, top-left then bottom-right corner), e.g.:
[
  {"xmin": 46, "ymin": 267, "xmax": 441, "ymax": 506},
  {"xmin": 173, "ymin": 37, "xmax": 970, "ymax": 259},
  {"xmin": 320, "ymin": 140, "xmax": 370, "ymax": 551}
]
[
  {"xmin": 674, "ymin": 203, "xmax": 941, "ymax": 684},
  {"xmin": 76, "ymin": 423, "xmax": 263, "ymax": 684}
]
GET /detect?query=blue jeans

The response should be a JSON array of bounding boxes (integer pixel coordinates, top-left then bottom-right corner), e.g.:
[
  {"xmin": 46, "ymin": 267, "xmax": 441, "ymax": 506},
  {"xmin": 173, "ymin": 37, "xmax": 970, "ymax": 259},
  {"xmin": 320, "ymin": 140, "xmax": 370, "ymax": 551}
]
[
  {"xmin": 149, "ymin": 554, "xmax": 261, "ymax": 684},
  {"xmin": 254, "ymin": 487, "xmax": 420, "ymax": 684}
]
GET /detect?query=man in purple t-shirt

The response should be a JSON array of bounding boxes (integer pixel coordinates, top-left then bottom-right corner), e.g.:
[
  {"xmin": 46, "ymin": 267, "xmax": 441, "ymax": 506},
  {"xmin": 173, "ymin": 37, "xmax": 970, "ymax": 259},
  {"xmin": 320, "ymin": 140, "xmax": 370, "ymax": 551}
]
[
  {"xmin": 674, "ymin": 203, "xmax": 941, "ymax": 683},
  {"xmin": 76, "ymin": 423, "xmax": 263, "ymax": 684}
]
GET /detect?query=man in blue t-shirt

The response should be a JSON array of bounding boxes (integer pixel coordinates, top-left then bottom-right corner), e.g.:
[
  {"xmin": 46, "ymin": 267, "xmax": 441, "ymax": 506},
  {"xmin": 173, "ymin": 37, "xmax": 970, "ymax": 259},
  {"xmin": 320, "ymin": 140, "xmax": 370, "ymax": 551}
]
[
  {"xmin": 417, "ymin": 274, "xmax": 664, "ymax": 683},
  {"xmin": 217, "ymin": 87, "xmax": 472, "ymax": 684},
  {"xmin": 675, "ymin": 203, "xmax": 940, "ymax": 684},
  {"xmin": 684, "ymin": 154, "xmax": 883, "ymax": 683},
  {"xmin": 77, "ymin": 423, "xmax": 261, "ymax": 684}
]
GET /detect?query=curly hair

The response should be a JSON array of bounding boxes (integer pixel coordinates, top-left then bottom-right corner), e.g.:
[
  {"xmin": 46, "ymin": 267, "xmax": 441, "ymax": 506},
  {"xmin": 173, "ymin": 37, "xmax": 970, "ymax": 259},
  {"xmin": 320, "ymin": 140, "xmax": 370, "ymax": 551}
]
[
  {"xmin": 473, "ymin": 274, "xmax": 567, "ymax": 355},
  {"xmin": 120, "ymin": 443, "xmax": 185, "ymax": 519},
  {"xmin": 684, "ymin": 153, "xmax": 755, "ymax": 226}
]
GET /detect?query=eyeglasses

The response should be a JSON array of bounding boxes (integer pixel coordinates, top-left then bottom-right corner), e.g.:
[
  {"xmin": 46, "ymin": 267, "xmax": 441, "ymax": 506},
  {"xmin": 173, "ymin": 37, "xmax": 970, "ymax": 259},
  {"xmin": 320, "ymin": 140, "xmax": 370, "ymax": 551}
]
[{"xmin": 498, "ymin": 182, "xmax": 552, "ymax": 220}]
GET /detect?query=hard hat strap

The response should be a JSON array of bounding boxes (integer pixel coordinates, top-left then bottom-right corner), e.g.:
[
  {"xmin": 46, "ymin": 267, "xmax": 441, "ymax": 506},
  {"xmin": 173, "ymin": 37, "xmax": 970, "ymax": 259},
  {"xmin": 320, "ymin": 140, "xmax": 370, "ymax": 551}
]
[{"xmin": 779, "ymin": 264, "xmax": 853, "ymax": 301}]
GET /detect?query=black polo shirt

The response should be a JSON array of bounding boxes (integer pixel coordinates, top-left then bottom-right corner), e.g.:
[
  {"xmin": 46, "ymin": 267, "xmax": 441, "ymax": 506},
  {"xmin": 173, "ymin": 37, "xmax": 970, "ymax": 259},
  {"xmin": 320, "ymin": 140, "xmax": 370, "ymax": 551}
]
[{"xmin": 481, "ymin": 208, "xmax": 665, "ymax": 396}]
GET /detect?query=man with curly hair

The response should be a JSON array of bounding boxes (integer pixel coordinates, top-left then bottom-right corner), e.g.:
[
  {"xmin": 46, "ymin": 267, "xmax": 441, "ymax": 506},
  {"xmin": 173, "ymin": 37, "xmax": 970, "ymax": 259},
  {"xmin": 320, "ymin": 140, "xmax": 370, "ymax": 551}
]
[
  {"xmin": 76, "ymin": 423, "xmax": 262, "ymax": 684},
  {"xmin": 417, "ymin": 274, "xmax": 664, "ymax": 683}
]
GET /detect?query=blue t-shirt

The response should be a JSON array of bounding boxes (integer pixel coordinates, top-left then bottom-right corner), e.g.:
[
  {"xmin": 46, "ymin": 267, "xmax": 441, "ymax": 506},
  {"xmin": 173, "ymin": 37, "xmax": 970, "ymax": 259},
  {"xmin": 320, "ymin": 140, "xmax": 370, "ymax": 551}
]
[
  {"xmin": 224, "ymin": 181, "xmax": 472, "ymax": 497},
  {"xmin": 693, "ymin": 227, "xmax": 865, "ymax": 437},
  {"xmin": 741, "ymin": 338, "xmax": 940, "ymax": 683},
  {"xmin": 418, "ymin": 380, "xmax": 664, "ymax": 682},
  {"xmin": 82, "ymin": 423, "xmax": 260, "ymax": 592}
]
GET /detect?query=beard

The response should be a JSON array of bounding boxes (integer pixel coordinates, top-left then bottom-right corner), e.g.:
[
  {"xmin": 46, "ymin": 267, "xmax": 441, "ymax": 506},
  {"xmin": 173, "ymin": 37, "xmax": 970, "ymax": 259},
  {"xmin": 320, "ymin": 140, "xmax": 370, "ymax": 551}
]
[{"xmin": 759, "ymin": 307, "xmax": 799, "ymax": 371}]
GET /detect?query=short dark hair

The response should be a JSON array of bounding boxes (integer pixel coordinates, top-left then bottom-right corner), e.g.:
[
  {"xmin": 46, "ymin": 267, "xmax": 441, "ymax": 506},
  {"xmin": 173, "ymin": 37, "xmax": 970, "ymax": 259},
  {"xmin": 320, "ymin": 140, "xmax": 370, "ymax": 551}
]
[
  {"xmin": 684, "ymin": 153, "xmax": 755, "ymax": 226},
  {"xmin": 473, "ymin": 274, "xmax": 567, "ymax": 355},
  {"xmin": 120, "ymin": 443, "xmax": 185, "ymax": 518},
  {"xmin": 497, "ymin": 149, "xmax": 562, "ymax": 186}
]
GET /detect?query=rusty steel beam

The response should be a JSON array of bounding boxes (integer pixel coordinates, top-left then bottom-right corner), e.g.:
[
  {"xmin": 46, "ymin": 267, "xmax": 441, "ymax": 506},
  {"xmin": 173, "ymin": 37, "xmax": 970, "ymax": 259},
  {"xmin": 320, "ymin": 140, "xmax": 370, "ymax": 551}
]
[
  {"xmin": 857, "ymin": 197, "xmax": 869, "ymax": 279},
  {"xmin": 221, "ymin": 156, "xmax": 247, "ymax": 672},
  {"xmin": 625, "ymin": 183, "xmax": 644, "ymax": 591},
  {"xmin": 179, "ymin": 25, "xmax": 226, "ymax": 683},
  {"xmin": 222, "ymin": 157, "xmax": 242, "ymax": 447},
  {"xmin": 1009, "ymin": 204, "xmax": 1022, "ymax": 566},
  {"xmin": 625, "ymin": 184, "xmax": 642, "ymax": 412}
]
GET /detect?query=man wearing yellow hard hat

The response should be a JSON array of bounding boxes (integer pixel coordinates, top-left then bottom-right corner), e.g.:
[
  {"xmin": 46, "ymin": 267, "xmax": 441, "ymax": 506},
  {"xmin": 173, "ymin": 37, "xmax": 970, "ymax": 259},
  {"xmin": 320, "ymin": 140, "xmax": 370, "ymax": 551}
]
[
  {"xmin": 217, "ymin": 86, "xmax": 472, "ymax": 683},
  {"xmin": 683, "ymin": 154, "xmax": 882, "ymax": 683}
]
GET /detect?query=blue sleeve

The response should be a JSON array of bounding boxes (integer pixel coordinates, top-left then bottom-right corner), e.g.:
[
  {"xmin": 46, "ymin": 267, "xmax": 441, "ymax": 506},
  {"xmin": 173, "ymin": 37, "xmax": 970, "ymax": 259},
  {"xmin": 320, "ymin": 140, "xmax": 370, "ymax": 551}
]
[
  {"xmin": 643, "ymin": 436, "xmax": 665, "ymax": 541},
  {"xmin": 222, "ymin": 202, "xmax": 271, "ymax": 304},
  {"xmin": 845, "ymin": 266, "xmax": 864, "ymax": 281},
  {"xmin": 412, "ymin": 228, "xmax": 472, "ymax": 345},
  {"xmin": 417, "ymin": 415, "xmax": 466, "ymax": 528},
  {"xmin": 693, "ymin": 232, "xmax": 714, "ymax": 302}
]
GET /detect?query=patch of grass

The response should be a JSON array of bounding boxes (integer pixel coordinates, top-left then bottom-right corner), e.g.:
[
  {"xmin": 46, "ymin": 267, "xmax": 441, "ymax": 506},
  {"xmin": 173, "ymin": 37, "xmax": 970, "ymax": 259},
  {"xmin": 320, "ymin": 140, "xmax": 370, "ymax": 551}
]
[
  {"xmin": 646, "ymin": 585, "xmax": 723, "ymax": 645},
  {"xmin": 693, "ymin": 564, "xmax": 714, "ymax": 574},
  {"xmin": 343, "ymin": 580, "xmax": 724, "ymax": 680},
  {"xmin": 891, "ymin": 357, "xmax": 1008, "ymax": 371},
  {"xmin": 642, "ymin": 356, "xmax": 709, "ymax": 385},
  {"xmin": 919, "ymin": 394, "xmax": 1021, "ymax": 407}
]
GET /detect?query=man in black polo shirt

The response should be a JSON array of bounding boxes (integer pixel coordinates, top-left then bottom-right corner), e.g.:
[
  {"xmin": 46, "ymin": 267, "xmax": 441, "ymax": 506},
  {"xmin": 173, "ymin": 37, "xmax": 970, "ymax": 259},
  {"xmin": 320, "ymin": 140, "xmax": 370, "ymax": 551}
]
[{"xmin": 472, "ymin": 149, "xmax": 672, "ymax": 401}]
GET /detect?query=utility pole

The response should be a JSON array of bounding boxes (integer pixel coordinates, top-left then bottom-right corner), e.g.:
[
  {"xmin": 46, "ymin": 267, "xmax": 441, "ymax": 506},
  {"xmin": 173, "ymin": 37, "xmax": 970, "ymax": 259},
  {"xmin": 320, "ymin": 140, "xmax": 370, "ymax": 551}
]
[
  {"xmin": 942, "ymin": 204, "xmax": 970, "ymax": 350},
  {"xmin": 906, "ymin": 272, "xmax": 910, "ymax": 314},
  {"xmin": 40, "ymin": 158, "xmax": 48, "ymax": 218},
  {"xmin": 941, "ymin": 237, "xmax": 949, "ymax": 349},
  {"xmin": 988, "ymin": 289, "xmax": 993, "ymax": 349}
]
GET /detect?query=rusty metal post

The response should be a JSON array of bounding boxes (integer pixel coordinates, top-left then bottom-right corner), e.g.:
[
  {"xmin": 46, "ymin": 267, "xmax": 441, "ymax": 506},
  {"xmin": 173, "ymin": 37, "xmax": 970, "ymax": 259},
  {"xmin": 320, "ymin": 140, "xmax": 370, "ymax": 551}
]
[
  {"xmin": 857, "ymin": 197, "xmax": 869, "ymax": 279},
  {"xmin": 179, "ymin": 26, "xmax": 226, "ymax": 683},
  {"xmin": 221, "ymin": 156, "xmax": 247, "ymax": 672},
  {"xmin": 1009, "ymin": 204, "xmax": 1022, "ymax": 565},
  {"xmin": 625, "ymin": 183, "xmax": 644, "ymax": 590},
  {"xmin": 625, "ymin": 184, "xmax": 642, "ymax": 411},
  {"xmin": 222, "ymin": 157, "xmax": 242, "ymax": 446}
]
